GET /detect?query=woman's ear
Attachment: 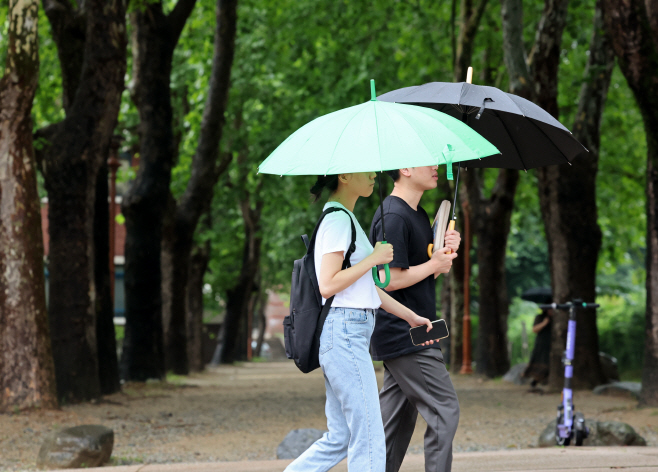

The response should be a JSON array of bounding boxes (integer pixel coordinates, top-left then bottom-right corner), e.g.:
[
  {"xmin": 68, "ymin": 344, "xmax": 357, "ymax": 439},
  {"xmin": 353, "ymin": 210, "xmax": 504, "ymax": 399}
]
[{"xmin": 338, "ymin": 174, "xmax": 350, "ymax": 184}]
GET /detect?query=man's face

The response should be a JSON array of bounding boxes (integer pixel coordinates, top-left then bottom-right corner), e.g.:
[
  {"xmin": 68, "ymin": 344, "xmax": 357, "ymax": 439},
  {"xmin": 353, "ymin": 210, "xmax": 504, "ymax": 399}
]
[{"xmin": 404, "ymin": 165, "xmax": 439, "ymax": 191}]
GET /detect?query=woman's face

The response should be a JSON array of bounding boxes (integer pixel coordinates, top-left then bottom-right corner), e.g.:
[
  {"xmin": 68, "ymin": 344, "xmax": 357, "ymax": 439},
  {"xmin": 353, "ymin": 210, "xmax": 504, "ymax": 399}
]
[{"xmin": 341, "ymin": 172, "xmax": 377, "ymax": 197}]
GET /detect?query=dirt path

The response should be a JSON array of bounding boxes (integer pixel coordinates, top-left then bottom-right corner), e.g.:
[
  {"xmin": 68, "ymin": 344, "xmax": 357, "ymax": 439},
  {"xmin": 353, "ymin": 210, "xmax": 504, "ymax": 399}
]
[{"xmin": 1, "ymin": 361, "xmax": 656, "ymax": 470}]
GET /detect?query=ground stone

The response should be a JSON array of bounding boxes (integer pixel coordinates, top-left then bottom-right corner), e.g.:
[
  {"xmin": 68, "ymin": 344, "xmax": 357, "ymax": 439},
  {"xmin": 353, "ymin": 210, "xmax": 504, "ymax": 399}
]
[
  {"xmin": 37, "ymin": 424, "xmax": 114, "ymax": 469},
  {"xmin": 538, "ymin": 418, "xmax": 646, "ymax": 447},
  {"xmin": 502, "ymin": 363, "xmax": 529, "ymax": 386},
  {"xmin": 593, "ymin": 381, "xmax": 642, "ymax": 399},
  {"xmin": 277, "ymin": 428, "xmax": 326, "ymax": 459}
]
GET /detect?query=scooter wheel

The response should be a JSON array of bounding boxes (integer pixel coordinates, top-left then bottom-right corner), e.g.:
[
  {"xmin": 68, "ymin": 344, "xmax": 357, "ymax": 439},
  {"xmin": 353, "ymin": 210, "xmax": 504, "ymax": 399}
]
[{"xmin": 574, "ymin": 412, "xmax": 588, "ymax": 446}]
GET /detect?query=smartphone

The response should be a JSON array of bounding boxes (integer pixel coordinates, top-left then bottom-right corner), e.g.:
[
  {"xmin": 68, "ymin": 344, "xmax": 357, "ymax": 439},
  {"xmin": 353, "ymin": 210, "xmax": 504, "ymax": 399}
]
[{"xmin": 409, "ymin": 319, "xmax": 449, "ymax": 346}]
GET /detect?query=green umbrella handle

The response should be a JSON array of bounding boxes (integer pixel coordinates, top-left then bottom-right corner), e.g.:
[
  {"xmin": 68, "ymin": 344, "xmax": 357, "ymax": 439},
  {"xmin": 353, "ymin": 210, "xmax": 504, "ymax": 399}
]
[
  {"xmin": 372, "ymin": 264, "xmax": 390, "ymax": 289},
  {"xmin": 372, "ymin": 239, "xmax": 391, "ymax": 288}
]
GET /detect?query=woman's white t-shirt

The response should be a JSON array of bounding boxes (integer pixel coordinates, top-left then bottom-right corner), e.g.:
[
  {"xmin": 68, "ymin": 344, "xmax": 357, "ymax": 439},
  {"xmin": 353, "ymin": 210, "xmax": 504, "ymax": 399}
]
[{"xmin": 314, "ymin": 201, "xmax": 381, "ymax": 309}]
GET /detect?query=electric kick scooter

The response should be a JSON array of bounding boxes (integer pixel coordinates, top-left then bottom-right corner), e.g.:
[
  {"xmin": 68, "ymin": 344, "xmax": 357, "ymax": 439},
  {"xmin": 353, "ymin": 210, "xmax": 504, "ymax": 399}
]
[{"xmin": 538, "ymin": 299, "xmax": 599, "ymax": 446}]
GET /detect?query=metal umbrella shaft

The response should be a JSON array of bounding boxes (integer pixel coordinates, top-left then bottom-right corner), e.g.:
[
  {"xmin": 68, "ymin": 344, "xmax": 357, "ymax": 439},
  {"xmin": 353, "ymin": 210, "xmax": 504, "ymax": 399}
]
[{"xmin": 372, "ymin": 172, "xmax": 391, "ymax": 288}]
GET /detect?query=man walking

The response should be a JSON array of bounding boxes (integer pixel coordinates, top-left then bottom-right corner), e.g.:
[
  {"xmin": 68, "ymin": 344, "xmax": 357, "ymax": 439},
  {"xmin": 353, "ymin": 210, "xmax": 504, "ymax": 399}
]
[{"xmin": 369, "ymin": 165, "xmax": 461, "ymax": 472}]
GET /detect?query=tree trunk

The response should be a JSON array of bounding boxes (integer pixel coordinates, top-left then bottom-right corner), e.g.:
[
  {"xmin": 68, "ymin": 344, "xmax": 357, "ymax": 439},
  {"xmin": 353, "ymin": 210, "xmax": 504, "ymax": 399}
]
[
  {"xmin": 94, "ymin": 162, "xmax": 120, "ymax": 395},
  {"xmin": 448, "ymin": 0, "xmax": 490, "ymax": 374},
  {"xmin": 602, "ymin": 0, "xmax": 658, "ymax": 405},
  {"xmin": 454, "ymin": 0, "xmax": 490, "ymax": 83},
  {"xmin": 254, "ymin": 286, "xmax": 267, "ymax": 358},
  {"xmin": 539, "ymin": 0, "xmax": 614, "ymax": 390},
  {"xmin": 186, "ymin": 240, "xmax": 211, "ymax": 372},
  {"xmin": 501, "ymin": 0, "xmax": 610, "ymax": 388},
  {"xmin": 121, "ymin": 0, "xmax": 196, "ymax": 381},
  {"xmin": 161, "ymin": 192, "xmax": 176, "ymax": 371},
  {"xmin": 221, "ymin": 185, "xmax": 264, "ymax": 364},
  {"xmin": 0, "ymin": 0, "xmax": 58, "ymax": 412},
  {"xmin": 163, "ymin": 0, "xmax": 238, "ymax": 375},
  {"xmin": 41, "ymin": 0, "xmax": 126, "ymax": 402},
  {"xmin": 453, "ymin": 0, "xmax": 517, "ymax": 377},
  {"xmin": 464, "ymin": 168, "xmax": 519, "ymax": 377}
]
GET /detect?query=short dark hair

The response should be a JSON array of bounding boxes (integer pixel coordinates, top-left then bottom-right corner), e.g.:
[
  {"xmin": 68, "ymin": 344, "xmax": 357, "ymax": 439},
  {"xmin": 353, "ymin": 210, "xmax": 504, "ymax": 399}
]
[
  {"xmin": 310, "ymin": 175, "xmax": 339, "ymax": 202},
  {"xmin": 385, "ymin": 169, "xmax": 400, "ymax": 182}
]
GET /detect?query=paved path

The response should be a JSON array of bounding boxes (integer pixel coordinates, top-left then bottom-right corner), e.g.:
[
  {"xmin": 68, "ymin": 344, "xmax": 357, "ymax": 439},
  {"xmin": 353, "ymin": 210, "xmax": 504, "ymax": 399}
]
[{"xmin": 58, "ymin": 447, "xmax": 658, "ymax": 472}]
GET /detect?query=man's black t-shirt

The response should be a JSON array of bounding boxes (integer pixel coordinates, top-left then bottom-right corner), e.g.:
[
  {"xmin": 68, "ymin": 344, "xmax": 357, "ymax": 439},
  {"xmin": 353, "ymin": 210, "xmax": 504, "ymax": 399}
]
[{"xmin": 369, "ymin": 195, "xmax": 440, "ymax": 361}]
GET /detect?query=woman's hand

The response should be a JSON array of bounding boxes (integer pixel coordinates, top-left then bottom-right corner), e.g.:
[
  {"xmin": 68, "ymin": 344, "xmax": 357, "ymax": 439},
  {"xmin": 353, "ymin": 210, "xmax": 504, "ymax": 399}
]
[
  {"xmin": 409, "ymin": 314, "xmax": 438, "ymax": 346},
  {"xmin": 369, "ymin": 241, "xmax": 394, "ymax": 266},
  {"xmin": 408, "ymin": 314, "xmax": 432, "ymax": 331}
]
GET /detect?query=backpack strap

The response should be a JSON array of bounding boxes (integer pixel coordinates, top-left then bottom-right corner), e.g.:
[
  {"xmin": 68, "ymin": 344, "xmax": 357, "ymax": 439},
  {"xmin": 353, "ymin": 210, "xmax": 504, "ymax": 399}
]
[
  {"xmin": 301, "ymin": 234, "xmax": 310, "ymax": 250},
  {"xmin": 309, "ymin": 207, "xmax": 358, "ymax": 347},
  {"xmin": 307, "ymin": 207, "xmax": 355, "ymax": 259}
]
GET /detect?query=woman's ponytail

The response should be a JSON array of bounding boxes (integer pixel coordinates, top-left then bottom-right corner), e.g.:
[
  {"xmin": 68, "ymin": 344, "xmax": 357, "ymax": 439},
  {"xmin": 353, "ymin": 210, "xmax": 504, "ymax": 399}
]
[{"xmin": 310, "ymin": 175, "xmax": 339, "ymax": 202}]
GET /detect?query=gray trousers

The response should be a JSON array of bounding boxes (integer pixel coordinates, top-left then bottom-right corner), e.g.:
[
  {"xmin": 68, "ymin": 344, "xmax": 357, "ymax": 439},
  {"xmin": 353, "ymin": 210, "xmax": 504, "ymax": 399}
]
[{"xmin": 379, "ymin": 348, "xmax": 459, "ymax": 472}]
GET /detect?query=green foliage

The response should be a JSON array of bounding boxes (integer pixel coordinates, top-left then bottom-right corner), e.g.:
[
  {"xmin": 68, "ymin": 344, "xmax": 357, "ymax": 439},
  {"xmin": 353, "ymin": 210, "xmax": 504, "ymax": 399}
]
[
  {"xmin": 33, "ymin": 6, "xmax": 65, "ymax": 127},
  {"xmin": 507, "ymin": 298, "xmax": 543, "ymax": 366},
  {"xmin": 597, "ymin": 293, "xmax": 645, "ymax": 372},
  {"xmin": 8, "ymin": 0, "xmax": 647, "ymax": 365},
  {"xmin": 0, "ymin": 4, "xmax": 7, "ymax": 69}
]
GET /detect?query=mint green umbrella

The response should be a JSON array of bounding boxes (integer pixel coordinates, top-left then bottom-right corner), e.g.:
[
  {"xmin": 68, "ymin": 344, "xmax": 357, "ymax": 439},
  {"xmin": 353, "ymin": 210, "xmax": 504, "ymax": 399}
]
[
  {"xmin": 259, "ymin": 80, "xmax": 499, "ymax": 288},
  {"xmin": 259, "ymin": 81, "xmax": 498, "ymax": 176}
]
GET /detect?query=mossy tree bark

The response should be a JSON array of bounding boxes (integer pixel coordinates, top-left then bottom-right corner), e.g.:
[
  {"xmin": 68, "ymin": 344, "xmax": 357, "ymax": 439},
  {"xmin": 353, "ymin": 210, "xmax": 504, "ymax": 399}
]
[{"xmin": 0, "ymin": 0, "xmax": 58, "ymax": 412}]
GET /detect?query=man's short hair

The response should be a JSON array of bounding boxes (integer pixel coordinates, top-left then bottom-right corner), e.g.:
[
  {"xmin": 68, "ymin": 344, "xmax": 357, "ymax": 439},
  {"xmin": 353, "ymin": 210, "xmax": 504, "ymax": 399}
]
[{"xmin": 386, "ymin": 169, "xmax": 400, "ymax": 182}]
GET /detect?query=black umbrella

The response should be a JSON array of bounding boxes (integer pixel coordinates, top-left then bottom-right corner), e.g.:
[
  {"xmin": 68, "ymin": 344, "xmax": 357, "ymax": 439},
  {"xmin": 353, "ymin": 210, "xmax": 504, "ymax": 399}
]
[
  {"xmin": 520, "ymin": 287, "xmax": 553, "ymax": 305},
  {"xmin": 378, "ymin": 72, "xmax": 587, "ymax": 230},
  {"xmin": 377, "ymin": 81, "xmax": 588, "ymax": 171}
]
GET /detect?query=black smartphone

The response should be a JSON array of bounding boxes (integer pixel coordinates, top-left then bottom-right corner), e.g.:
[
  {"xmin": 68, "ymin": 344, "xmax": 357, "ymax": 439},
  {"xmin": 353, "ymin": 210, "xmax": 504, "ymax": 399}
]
[{"xmin": 409, "ymin": 319, "xmax": 449, "ymax": 346}]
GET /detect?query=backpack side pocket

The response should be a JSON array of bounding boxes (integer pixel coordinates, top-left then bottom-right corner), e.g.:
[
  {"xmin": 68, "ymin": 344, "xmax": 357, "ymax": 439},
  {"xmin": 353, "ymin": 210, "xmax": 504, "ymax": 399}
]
[{"xmin": 283, "ymin": 314, "xmax": 295, "ymax": 360}]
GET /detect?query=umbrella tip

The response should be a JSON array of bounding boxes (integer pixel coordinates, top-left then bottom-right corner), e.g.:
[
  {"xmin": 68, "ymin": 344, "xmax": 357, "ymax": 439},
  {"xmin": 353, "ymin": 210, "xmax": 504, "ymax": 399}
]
[{"xmin": 370, "ymin": 79, "xmax": 377, "ymax": 101}]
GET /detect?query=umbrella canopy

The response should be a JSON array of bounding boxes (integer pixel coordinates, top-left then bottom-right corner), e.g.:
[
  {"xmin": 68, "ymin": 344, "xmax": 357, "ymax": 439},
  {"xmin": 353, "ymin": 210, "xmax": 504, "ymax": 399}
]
[
  {"xmin": 258, "ymin": 82, "xmax": 499, "ymax": 176},
  {"xmin": 521, "ymin": 287, "xmax": 554, "ymax": 305},
  {"xmin": 377, "ymin": 82, "xmax": 587, "ymax": 171}
]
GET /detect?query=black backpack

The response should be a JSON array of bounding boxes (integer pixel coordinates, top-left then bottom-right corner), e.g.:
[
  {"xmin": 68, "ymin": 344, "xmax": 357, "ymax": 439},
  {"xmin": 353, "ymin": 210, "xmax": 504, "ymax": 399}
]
[{"xmin": 283, "ymin": 207, "xmax": 356, "ymax": 373}]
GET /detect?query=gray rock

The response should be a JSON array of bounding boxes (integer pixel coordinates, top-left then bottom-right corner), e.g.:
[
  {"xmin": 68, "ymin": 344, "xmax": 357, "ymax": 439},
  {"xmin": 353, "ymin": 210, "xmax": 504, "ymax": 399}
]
[
  {"xmin": 599, "ymin": 352, "xmax": 620, "ymax": 382},
  {"xmin": 538, "ymin": 419, "xmax": 558, "ymax": 447},
  {"xmin": 594, "ymin": 421, "xmax": 647, "ymax": 446},
  {"xmin": 538, "ymin": 418, "xmax": 646, "ymax": 447},
  {"xmin": 277, "ymin": 428, "xmax": 327, "ymax": 459},
  {"xmin": 593, "ymin": 381, "xmax": 642, "ymax": 399},
  {"xmin": 502, "ymin": 363, "xmax": 529, "ymax": 385},
  {"xmin": 37, "ymin": 424, "xmax": 113, "ymax": 469}
]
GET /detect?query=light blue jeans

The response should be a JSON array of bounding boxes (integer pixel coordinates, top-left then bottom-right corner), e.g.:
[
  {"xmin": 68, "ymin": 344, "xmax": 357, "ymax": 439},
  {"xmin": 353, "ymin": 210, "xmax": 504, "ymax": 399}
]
[{"xmin": 285, "ymin": 307, "xmax": 385, "ymax": 472}]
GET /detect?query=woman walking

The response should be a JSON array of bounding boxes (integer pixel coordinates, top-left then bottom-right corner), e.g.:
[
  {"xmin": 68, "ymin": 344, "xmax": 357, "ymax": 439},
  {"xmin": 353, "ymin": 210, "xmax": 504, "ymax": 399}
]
[{"xmin": 285, "ymin": 171, "xmax": 432, "ymax": 472}]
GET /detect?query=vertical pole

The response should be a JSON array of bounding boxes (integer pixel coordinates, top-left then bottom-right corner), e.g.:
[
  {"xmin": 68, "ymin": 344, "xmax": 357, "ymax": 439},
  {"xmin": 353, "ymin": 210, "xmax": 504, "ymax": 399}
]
[
  {"xmin": 459, "ymin": 65, "xmax": 475, "ymax": 374},
  {"xmin": 107, "ymin": 137, "xmax": 122, "ymax": 307},
  {"xmin": 460, "ymin": 199, "xmax": 473, "ymax": 374}
]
